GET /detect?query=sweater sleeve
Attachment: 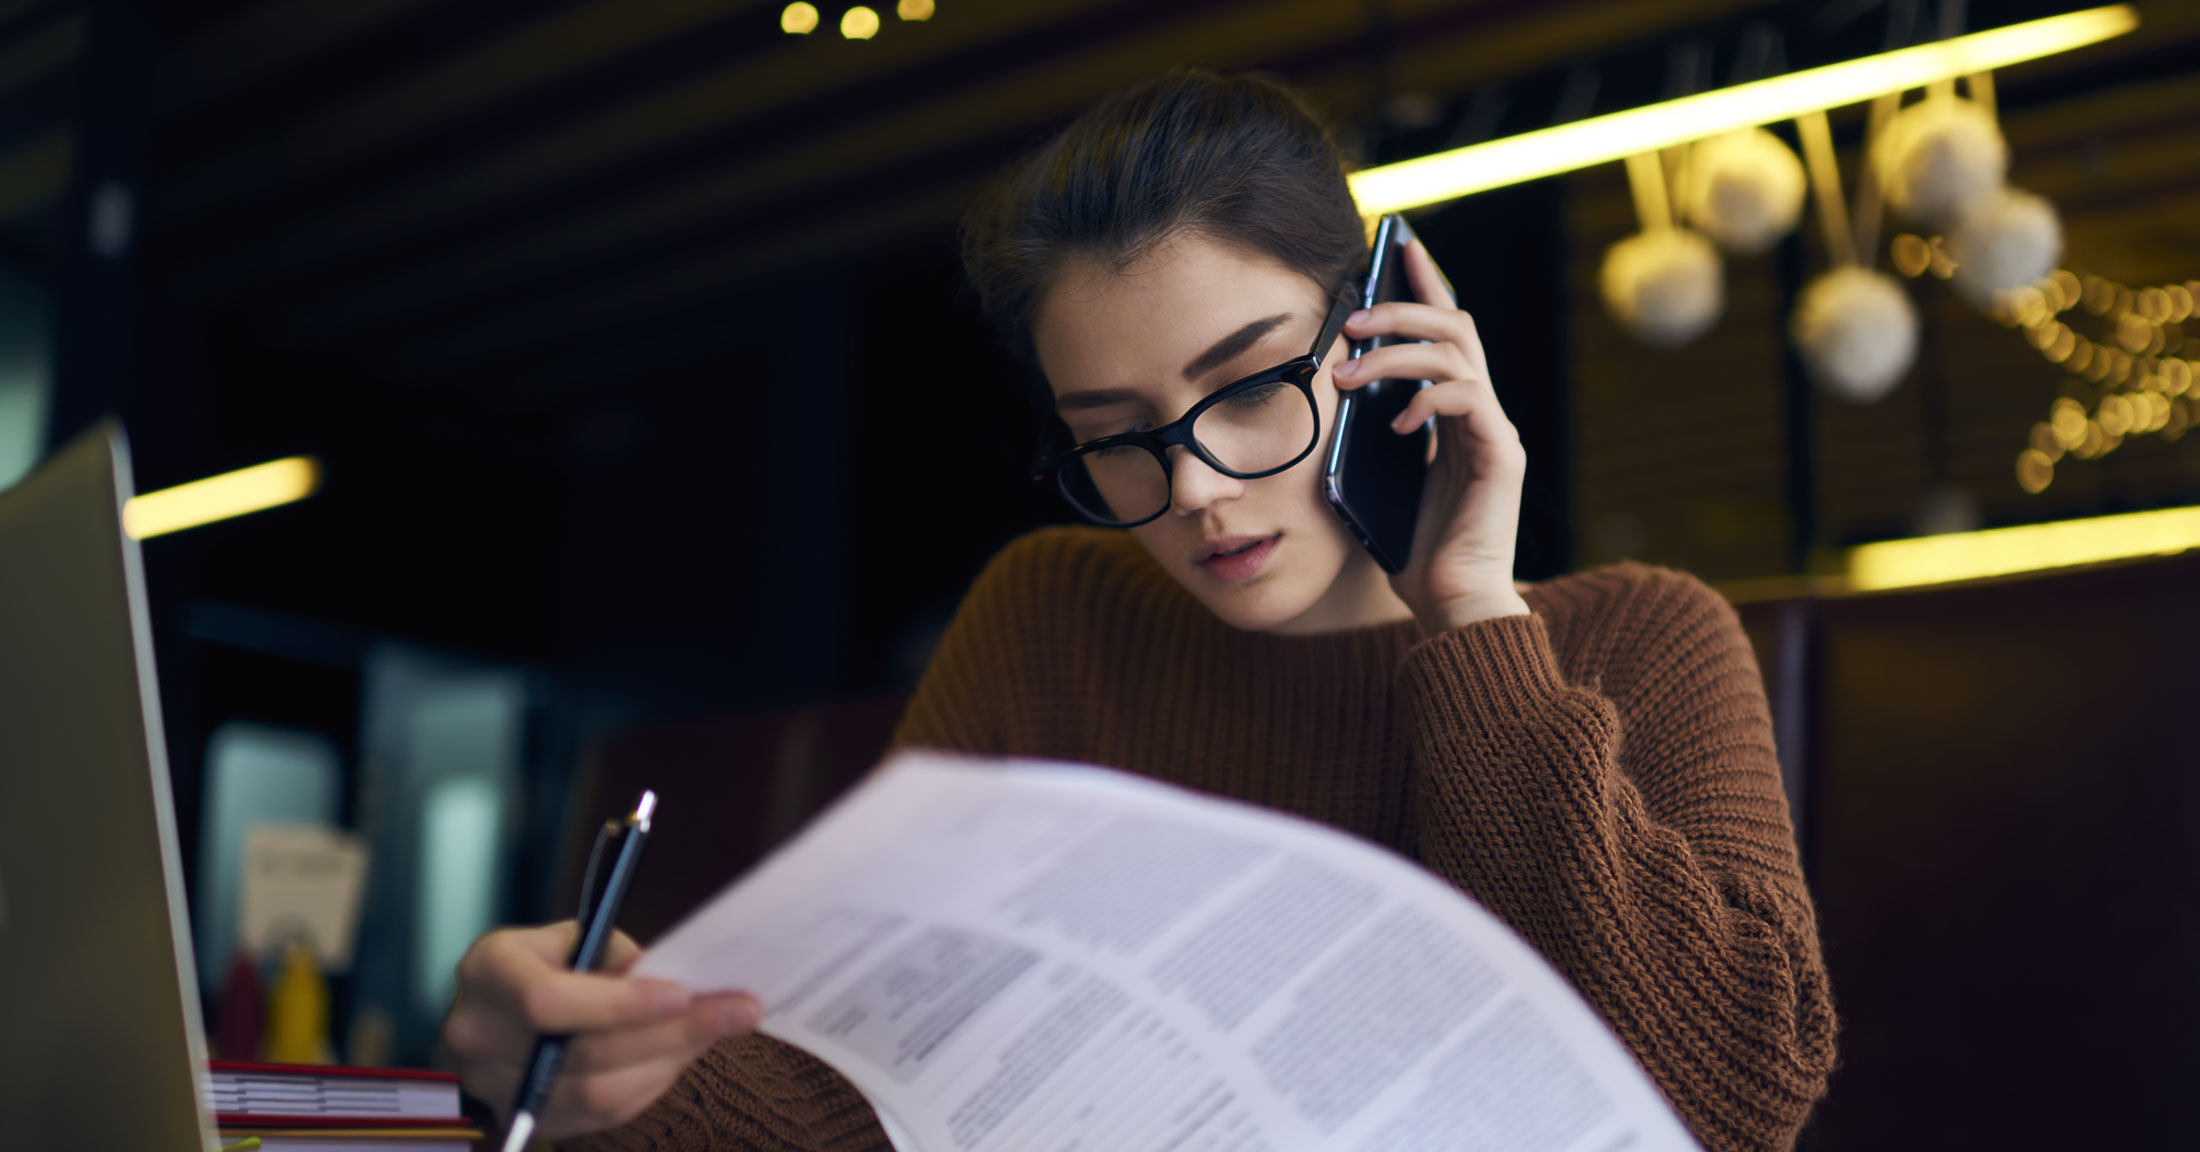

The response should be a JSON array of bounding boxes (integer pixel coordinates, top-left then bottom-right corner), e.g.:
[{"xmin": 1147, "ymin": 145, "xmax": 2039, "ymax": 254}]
[
  {"xmin": 1394, "ymin": 567, "xmax": 1835, "ymax": 1152},
  {"xmin": 557, "ymin": 1036, "xmax": 892, "ymax": 1152}
]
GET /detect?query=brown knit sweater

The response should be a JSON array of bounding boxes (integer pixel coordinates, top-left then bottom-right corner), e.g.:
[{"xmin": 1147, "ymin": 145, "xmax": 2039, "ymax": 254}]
[{"xmin": 567, "ymin": 527, "xmax": 1836, "ymax": 1152}]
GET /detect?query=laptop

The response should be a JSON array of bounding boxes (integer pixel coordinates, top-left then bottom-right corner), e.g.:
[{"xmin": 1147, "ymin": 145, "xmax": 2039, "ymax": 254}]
[{"xmin": 0, "ymin": 421, "xmax": 217, "ymax": 1149}]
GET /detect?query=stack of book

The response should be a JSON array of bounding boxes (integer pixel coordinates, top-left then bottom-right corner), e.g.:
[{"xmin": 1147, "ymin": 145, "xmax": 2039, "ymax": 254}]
[{"xmin": 206, "ymin": 1061, "xmax": 481, "ymax": 1151}]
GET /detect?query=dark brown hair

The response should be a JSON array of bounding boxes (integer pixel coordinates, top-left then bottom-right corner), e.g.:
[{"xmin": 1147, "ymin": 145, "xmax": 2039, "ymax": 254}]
[{"xmin": 960, "ymin": 70, "xmax": 1366, "ymax": 374}]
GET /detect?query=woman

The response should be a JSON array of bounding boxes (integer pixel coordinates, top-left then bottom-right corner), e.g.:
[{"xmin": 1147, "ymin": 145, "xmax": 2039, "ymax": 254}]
[{"xmin": 444, "ymin": 71, "xmax": 1835, "ymax": 1151}]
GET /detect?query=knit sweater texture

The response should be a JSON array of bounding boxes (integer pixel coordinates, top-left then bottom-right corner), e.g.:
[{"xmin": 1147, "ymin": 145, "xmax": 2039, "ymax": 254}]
[{"xmin": 565, "ymin": 526, "xmax": 1836, "ymax": 1152}]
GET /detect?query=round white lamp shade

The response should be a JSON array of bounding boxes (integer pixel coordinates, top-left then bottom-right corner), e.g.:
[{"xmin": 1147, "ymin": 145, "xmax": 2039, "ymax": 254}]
[
  {"xmin": 1947, "ymin": 186, "xmax": 2063, "ymax": 308},
  {"xmin": 1682, "ymin": 128, "xmax": 1808, "ymax": 255},
  {"xmin": 1599, "ymin": 228, "xmax": 1725, "ymax": 347},
  {"xmin": 1791, "ymin": 266, "xmax": 1920, "ymax": 403},
  {"xmin": 1872, "ymin": 96, "xmax": 2008, "ymax": 229}
]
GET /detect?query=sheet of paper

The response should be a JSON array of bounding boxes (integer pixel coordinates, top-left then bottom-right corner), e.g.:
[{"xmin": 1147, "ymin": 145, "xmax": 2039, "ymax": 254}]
[
  {"xmin": 638, "ymin": 752, "xmax": 1699, "ymax": 1152},
  {"xmin": 239, "ymin": 824, "xmax": 369, "ymax": 971}
]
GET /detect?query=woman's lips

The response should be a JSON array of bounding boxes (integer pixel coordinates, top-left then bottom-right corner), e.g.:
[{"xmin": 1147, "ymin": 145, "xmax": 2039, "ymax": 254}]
[{"xmin": 1195, "ymin": 534, "xmax": 1280, "ymax": 584}]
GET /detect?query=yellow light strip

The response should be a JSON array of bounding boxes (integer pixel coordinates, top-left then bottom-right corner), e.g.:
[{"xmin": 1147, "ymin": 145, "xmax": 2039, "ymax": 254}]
[
  {"xmin": 122, "ymin": 457, "xmax": 322, "ymax": 540},
  {"xmin": 1348, "ymin": 4, "xmax": 2138, "ymax": 215},
  {"xmin": 1844, "ymin": 503, "xmax": 2200, "ymax": 592}
]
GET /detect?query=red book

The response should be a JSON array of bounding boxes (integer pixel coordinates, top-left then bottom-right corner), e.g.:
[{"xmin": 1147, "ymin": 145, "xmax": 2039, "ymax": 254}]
[{"xmin": 205, "ymin": 1061, "xmax": 465, "ymax": 1128}]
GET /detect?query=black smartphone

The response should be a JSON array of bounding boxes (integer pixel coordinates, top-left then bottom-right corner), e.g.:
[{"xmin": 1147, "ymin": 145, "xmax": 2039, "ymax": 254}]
[{"xmin": 1323, "ymin": 214, "xmax": 1432, "ymax": 574}]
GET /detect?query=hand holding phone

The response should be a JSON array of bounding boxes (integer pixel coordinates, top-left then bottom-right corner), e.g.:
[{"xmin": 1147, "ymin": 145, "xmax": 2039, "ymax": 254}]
[
  {"xmin": 1323, "ymin": 214, "xmax": 1434, "ymax": 574},
  {"xmin": 1326, "ymin": 217, "xmax": 1534, "ymax": 632}
]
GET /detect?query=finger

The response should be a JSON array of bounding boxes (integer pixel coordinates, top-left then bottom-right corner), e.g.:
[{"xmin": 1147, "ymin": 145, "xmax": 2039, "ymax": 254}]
[
  {"xmin": 1442, "ymin": 405, "xmax": 1526, "ymax": 477},
  {"xmin": 448, "ymin": 993, "xmax": 746, "ymax": 1088},
  {"xmin": 562, "ymin": 994, "xmax": 761, "ymax": 1074},
  {"xmin": 1342, "ymin": 300, "xmax": 1463, "ymax": 342},
  {"xmin": 448, "ymin": 995, "xmax": 753, "ymax": 1135},
  {"xmin": 442, "ymin": 995, "xmax": 535, "ymax": 1075},
  {"xmin": 471, "ymin": 937, "xmax": 694, "ymax": 1032},
  {"xmin": 1343, "ymin": 303, "xmax": 1489, "ymax": 377},
  {"xmin": 526, "ymin": 971, "xmax": 694, "ymax": 1033},
  {"xmin": 1392, "ymin": 382, "xmax": 1521, "ymax": 453},
  {"xmin": 1391, "ymin": 377, "xmax": 1510, "ymax": 436},
  {"xmin": 503, "ymin": 924, "xmax": 639, "ymax": 975},
  {"xmin": 503, "ymin": 920, "xmax": 582, "ymax": 963},
  {"xmin": 604, "ymin": 930, "xmax": 644, "ymax": 975},
  {"xmin": 1333, "ymin": 341, "xmax": 1475, "ymax": 391}
]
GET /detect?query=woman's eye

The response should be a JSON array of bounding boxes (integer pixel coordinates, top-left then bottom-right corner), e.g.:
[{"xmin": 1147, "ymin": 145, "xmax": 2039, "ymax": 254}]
[
  {"xmin": 1225, "ymin": 381, "xmax": 1288, "ymax": 407},
  {"xmin": 1088, "ymin": 436, "xmax": 1149, "ymax": 457},
  {"xmin": 1080, "ymin": 422, "xmax": 1150, "ymax": 446}
]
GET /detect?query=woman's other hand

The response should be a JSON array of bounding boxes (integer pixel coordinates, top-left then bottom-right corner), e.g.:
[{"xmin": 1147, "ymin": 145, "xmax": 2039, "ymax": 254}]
[
  {"xmin": 1331, "ymin": 237, "xmax": 1531, "ymax": 635},
  {"xmin": 442, "ymin": 922, "xmax": 762, "ymax": 1140}
]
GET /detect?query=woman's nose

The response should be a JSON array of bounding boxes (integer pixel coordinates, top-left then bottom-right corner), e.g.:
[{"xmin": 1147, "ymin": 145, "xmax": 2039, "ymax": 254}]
[{"xmin": 1167, "ymin": 446, "xmax": 1243, "ymax": 515}]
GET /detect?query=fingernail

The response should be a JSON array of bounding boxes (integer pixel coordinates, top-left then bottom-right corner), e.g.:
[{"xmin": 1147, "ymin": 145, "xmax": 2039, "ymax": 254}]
[
  {"xmin": 1391, "ymin": 413, "xmax": 1414, "ymax": 433},
  {"xmin": 1349, "ymin": 309, "xmax": 1370, "ymax": 324},
  {"xmin": 649, "ymin": 984, "xmax": 690, "ymax": 1015},
  {"xmin": 1333, "ymin": 359, "xmax": 1354, "ymax": 376}
]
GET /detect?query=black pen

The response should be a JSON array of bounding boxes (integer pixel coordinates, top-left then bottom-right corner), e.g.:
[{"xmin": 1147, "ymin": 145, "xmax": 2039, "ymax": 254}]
[{"xmin": 498, "ymin": 790, "xmax": 657, "ymax": 1152}]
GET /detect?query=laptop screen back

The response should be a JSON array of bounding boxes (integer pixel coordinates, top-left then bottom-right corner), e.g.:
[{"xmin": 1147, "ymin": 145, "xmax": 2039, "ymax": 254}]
[{"xmin": 0, "ymin": 422, "xmax": 214, "ymax": 1149}]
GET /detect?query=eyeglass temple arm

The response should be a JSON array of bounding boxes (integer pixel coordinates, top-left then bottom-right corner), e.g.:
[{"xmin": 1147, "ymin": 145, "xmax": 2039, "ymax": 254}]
[{"xmin": 1314, "ymin": 286, "xmax": 1360, "ymax": 365}]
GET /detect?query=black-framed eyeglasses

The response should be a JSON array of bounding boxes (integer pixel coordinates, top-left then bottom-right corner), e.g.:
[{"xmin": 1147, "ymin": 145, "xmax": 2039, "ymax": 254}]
[{"xmin": 1034, "ymin": 285, "xmax": 1358, "ymax": 528}]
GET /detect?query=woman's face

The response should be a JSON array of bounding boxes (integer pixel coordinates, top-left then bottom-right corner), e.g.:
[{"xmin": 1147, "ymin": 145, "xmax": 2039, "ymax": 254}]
[{"xmin": 1032, "ymin": 233, "xmax": 1410, "ymax": 634}]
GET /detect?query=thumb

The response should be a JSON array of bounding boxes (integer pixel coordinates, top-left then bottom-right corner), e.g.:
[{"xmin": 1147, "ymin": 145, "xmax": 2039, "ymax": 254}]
[{"xmin": 604, "ymin": 929, "xmax": 645, "ymax": 975}]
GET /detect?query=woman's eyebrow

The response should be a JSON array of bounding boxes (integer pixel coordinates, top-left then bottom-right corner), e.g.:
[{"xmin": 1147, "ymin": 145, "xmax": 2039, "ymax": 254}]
[
  {"xmin": 1055, "ymin": 387, "xmax": 1144, "ymax": 412},
  {"xmin": 1181, "ymin": 313, "xmax": 1292, "ymax": 380},
  {"xmin": 1054, "ymin": 311, "xmax": 1296, "ymax": 412}
]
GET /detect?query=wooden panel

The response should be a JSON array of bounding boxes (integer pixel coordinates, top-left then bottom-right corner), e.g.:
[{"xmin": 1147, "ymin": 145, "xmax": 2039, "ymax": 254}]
[
  {"xmin": 1801, "ymin": 553, "xmax": 2200, "ymax": 1147},
  {"xmin": 1566, "ymin": 161, "xmax": 1793, "ymax": 581}
]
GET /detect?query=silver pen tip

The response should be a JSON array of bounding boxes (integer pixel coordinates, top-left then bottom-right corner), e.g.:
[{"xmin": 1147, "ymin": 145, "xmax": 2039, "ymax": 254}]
[
  {"xmin": 499, "ymin": 1110, "xmax": 537, "ymax": 1152},
  {"xmin": 634, "ymin": 789, "xmax": 658, "ymax": 831}
]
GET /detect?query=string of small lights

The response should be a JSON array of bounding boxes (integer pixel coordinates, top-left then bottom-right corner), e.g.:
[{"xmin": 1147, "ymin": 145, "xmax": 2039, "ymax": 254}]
[
  {"xmin": 782, "ymin": 1, "xmax": 934, "ymax": 40},
  {"xmin": 1891, "ymin": 232, "xmax": 2196, "ymax": 494}
]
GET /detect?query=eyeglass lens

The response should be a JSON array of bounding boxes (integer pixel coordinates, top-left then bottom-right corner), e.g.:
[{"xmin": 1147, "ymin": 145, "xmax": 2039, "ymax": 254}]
[{"xmin": 1061, "ymin": 378, "xmax": 1318, "ymax": 525}]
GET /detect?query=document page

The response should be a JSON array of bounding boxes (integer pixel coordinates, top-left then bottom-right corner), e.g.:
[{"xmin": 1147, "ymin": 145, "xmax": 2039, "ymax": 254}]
[{"xmin": 637, "ymin": 751, "xmax": 1698, "ymax": 1152}]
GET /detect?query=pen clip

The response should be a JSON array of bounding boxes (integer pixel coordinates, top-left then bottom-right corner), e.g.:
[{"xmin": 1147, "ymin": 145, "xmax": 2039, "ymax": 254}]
[
  {"xmin": 574, "ymin": 791, "xmax": 656, "ymax": 926},
  {"xmin": 575, "ymin": 819, "xmax": 624, "ymax": 926}
]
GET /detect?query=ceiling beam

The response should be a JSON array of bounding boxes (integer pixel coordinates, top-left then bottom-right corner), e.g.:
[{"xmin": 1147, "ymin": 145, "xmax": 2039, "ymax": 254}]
[
  {"xmin": 162, "ymin": 0, "xmax": 443, "ymax": 118},
  {"xmin": 169, "ymin": 0, "xmax": 1141, "ymax": 296},
  {"xmin": 152, "ymin": 0, "xmax": 765, "ymax": 227}
]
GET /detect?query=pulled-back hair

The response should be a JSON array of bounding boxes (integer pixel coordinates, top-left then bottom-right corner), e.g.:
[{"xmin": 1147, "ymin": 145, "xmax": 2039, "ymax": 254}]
[{"xmin": 960, "ymin": 70, "xmax": 1366, "ymax": 374}]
